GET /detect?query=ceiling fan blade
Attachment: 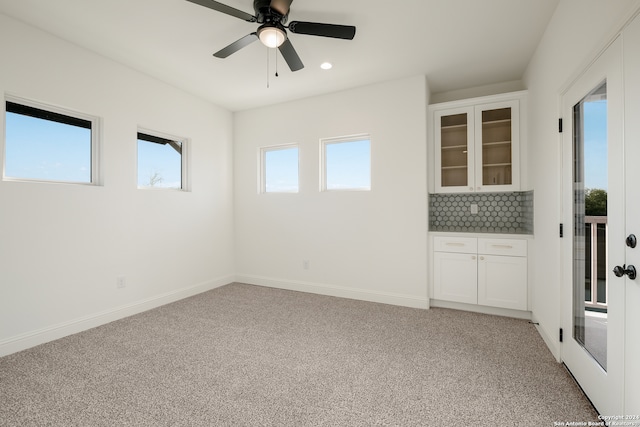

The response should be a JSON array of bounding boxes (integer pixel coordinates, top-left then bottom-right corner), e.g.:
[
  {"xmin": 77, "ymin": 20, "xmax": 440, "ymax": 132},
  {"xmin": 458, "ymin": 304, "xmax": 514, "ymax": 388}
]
[
  {"xmin": 278, "ymin": 38, "xmax": 304, "ymax": 71},
  {"xmin": 186, "ymin": 0, "xmax": 256, "ymax": 22},
  {"xmin": 214, "ymin": 33, "xmax": 259, "ymax": 58},
  {"xmin": 270, "ymin": 0, "xmax": 293, "ymax": 16},
  {"xmin": 288, "ymin": 21, "xmax": 356, "ymax": 40}
]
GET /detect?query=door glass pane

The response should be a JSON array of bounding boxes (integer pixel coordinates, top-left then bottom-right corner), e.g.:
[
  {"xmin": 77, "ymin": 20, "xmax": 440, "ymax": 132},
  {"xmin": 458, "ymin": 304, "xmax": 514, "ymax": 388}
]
[
  {"xmin": 440, "ymin": 113, "xmax": 468, "ymax": 187},
  {"xmin": 573, "ymin": 81, "xmax": 608, "ymax": 370},
  {"xmin": 482, "ymin": 108, "xmax": 512, "ymax": 186}
]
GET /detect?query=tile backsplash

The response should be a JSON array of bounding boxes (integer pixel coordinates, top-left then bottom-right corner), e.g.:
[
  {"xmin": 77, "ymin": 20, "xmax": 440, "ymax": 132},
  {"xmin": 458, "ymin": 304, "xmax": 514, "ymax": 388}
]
[{"xmin": 429, "ymin": 191, "xmax": 534, "ymax": 234}]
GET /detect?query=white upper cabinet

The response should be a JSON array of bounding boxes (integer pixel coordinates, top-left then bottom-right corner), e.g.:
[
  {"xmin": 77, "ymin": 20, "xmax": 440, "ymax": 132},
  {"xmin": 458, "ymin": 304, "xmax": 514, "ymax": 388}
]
[{"xmin": 432, "ymin": 92, "xmax": 525, "ymax": 193}]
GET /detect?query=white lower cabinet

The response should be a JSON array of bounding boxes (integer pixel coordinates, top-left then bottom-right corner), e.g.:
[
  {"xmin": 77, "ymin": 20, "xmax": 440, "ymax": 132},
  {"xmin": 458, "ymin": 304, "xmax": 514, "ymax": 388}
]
[
  {"xmin": 433, "ymin": 251, "xmax": 478, "ymax": 304},
  {"xmin": 477, "ymin": 254, "xmax": 527, "ymax": 310},
  {"xmin": 433, "ymin": 236, "xmax": 528, "ymax": 311}
]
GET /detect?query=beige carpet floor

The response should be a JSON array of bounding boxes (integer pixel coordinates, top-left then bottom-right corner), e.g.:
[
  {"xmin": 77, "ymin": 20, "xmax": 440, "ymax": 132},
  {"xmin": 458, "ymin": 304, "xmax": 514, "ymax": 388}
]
[{"xmin": 0, "ymin": 283, "xmax": 598, "ymax": 426}]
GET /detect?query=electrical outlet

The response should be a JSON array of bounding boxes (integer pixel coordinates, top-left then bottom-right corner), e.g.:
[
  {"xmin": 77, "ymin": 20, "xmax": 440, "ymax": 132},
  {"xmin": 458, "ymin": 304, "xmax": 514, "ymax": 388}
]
[
  {"xmin": 116, "ymin": 276, "xmax": 126, "ymax": 289},
  {"xmin": 303, "ymin": 260, "xmax": 310, "ymax": 270},
  {"xmin": 470, "ymin": 203, "xmax": 479, "ymax": 214}
]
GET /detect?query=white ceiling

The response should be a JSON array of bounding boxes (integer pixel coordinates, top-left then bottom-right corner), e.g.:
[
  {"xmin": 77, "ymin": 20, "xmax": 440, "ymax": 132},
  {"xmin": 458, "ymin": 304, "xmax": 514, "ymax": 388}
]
[{"xmin": 0, "ymin": 0, "xmax": 560, "ymax": 112}]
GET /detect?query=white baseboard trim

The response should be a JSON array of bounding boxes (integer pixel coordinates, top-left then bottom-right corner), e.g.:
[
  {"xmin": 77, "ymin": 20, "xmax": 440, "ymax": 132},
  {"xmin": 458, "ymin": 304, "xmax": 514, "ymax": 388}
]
[
  {"xmin": 531, "ymin": 314, "xmax": 561, "ymax": 362},
  {"xmin": 235, "ymin": 275, "xmax": 430, "ymax": 309},
  {"xmin": 430, "ymin": 299, "xmax": 532, "ymax": 320},
  {"xmin": 0, "ymin": 275, "xmax": 234, "ymax": 357}
]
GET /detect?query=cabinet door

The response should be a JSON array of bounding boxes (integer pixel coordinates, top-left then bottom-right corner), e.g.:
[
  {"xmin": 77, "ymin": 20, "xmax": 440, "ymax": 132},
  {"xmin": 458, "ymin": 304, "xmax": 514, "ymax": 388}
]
[
  {"xmin": 433, "ymin": 251, "xmax": 478, "ymax": 304},
  {"xmin": 474, "ymin": 100, "xmax": 520, "ymax": 192},
  {"xmin": 434, "ymin": 107, "xmax": 474, "ymax": 193},
  {"xmin": 477, "ymin": 254, "xmax": 527, "ymax": 310}
]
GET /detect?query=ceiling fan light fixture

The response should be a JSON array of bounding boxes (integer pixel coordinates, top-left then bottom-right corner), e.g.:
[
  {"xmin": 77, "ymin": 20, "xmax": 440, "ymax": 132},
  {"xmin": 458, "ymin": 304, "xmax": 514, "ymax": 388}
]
[
  {"xmin": 258, "ymin": 25, "xmax": 286, "ymax": 48},
  {"xmin": 190, "ymin": 0, "xmax": 357, "ymax": 72}
]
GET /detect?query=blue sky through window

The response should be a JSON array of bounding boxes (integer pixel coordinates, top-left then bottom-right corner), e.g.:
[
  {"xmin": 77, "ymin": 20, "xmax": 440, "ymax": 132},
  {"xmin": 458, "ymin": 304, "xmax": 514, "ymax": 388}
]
[
  {"xmin": 583, "ymin": 99, "xmax": 607, "ymax": 191},
  {"xmin": 5, "ymin": 112, "xmax": 92, "ymax": 183},
  {"xmin": 137, "ymin": 138, "xmax": 182, "ymax": 189},
  {"xmin": 325, "ymin": 138, "xmax": 370, "ymax": 191},
  {"xmin": 264, "ymin": 146, "xmax": 298, "ymax": 193}
]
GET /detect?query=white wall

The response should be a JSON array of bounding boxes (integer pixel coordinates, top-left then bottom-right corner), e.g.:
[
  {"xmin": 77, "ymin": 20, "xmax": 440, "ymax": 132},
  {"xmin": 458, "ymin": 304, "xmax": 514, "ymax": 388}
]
[
  {"xmin": 7, "ymin": 0, "xmax": 638, "ymax": 361},
  {"xmin": 0, "ymin": 14, "xmax": 235, "ymax": 355},
  {"xmin": 234, "ymin": 76, "xmax": 429, "ymax": 308},
  {"xmin": 524, "ymin": 0, "xmax": 639, "ymax": 357}
]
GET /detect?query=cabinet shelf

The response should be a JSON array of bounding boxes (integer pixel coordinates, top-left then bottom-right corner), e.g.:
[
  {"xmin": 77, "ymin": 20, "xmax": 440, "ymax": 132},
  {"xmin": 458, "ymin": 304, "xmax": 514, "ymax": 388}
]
[
  {"xmin": 482, "ymin": 118, "xmax": 511, "ymax": 126},
  {"xmin": 483, "ymin": 140, "xmax": 511, "ymax": 147},
  {"xmin": 441, "ymin": 144, "xmax": 467, "ymax": 150},
  {"xmin": 442, "ymin": 165, "xmax": 468, "ymax": 170},
  {"xmin": 441, "ymin": 124, "xmax": 468, "ymax": 130},
  {"xmin": 483, "ymin": 162, "xmax": 512, "ymax": 168}
]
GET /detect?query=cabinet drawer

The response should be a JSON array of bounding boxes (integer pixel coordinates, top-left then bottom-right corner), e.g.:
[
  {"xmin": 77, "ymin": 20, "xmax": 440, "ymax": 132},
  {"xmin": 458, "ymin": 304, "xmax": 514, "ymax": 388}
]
[
  {"xmin": 478, "ymin": 238, "xmax": 527, "ymax": 257},
  {"xmin": 433, "ymin": 236, "xmax": 477, "ymax": 253}
]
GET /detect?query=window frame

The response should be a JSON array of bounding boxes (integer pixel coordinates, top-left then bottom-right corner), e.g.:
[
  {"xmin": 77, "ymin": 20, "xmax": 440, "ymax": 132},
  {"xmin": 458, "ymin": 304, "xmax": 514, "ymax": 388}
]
[
  {"xmin": 259, "ymin": 143, "xmax": 300, "ymax": 194},
  {"xmin": 137, "ymin": 128, "xmax": 189, "ymax": 191},
  {"xmin": 320, "ymin": 134, "xmax": 371, "ymax": 192},
  {"xmin": 3, "ymin": 95, "xmax": 101, "ymax": 185}
]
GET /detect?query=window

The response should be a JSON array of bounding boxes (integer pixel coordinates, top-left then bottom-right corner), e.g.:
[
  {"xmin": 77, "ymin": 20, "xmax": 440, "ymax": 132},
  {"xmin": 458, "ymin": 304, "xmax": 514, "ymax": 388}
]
[
  {"xmin": 4, "ymin": 97, "xmax": 99, "ymax": 184},
  {"xmin": 321, "ymin": 135, "xmax": 371, "ymax": 191},
  {"xmin": 260, "ymin": 144, "xmax": 299, "ymax": 193},
  {"xmin": 137, "ymin": 131, "xmax": 186, "ymax": 190}
]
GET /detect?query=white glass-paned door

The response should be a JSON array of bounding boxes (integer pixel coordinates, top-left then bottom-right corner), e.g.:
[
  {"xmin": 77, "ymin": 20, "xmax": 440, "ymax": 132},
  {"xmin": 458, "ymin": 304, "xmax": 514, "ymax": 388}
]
[{"xmin": 562, "ymin": 36, "xmax": 624, "ymax": 417}]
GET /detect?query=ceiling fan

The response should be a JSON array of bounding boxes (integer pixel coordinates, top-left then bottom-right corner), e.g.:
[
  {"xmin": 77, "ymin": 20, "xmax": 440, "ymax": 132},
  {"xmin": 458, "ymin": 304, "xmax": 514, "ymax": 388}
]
[{"xmin": 186, "ymin": 0, "xmax": 356, "ymax": 72}]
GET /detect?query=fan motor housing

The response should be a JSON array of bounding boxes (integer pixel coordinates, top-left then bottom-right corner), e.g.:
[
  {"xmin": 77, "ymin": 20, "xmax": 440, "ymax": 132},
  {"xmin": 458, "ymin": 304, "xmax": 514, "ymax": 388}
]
[{"xmin": 253, "ymin": 0, "xmax": 288, "ymax": 24}]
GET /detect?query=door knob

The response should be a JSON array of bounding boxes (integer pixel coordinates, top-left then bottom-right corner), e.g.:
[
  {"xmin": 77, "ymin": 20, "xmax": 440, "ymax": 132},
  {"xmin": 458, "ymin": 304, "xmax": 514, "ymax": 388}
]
[
  {"xmin": 627, "ymin": 234, "xmax": 637, "ymax": 248},
  {"xmin": 613, "ymin": 264, "xmax": 637, "ymax": 280}
]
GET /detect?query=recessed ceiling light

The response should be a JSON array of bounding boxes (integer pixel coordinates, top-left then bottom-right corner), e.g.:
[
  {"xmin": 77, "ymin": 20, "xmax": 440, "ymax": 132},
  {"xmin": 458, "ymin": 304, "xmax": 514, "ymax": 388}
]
[{"xmin": 320, "ymin": 62, "xmax": 333, "ymax": 70}]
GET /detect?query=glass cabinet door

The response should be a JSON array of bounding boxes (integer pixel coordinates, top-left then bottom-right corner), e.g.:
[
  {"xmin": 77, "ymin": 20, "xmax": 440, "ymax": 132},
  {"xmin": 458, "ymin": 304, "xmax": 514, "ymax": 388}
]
[
  {"xmin": 433, "ymin": 95, "xmax": 521, "ymax": 193},
  {"xmin": 475, "ymin": 100, "xmax": 519, "ymax": 191},
  {"xmin": 480, "ymin": 107, "xmax": 512, "ymax": 186},
  {"xmin": 436, "ymin": 108, "xmax": 473, "ymax": 191}
]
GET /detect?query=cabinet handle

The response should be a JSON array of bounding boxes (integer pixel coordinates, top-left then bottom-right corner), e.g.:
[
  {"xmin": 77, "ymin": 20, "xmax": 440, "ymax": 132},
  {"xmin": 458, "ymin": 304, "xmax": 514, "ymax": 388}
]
[
  {"xmin": 491, "ymin": 244, "xmax": 513, "ymax": 249},
  {"xmin": 445, "ymin": 242, "xmax": 465, "ymax": 247},
  {"xmin": 480, "ymin": 256, "xmax": 485, "ymax": 261},
  {"xmin": 469, "ymin": 187, "xmax": 474, "ymax": 191},
  {"xmin": 472, "ymin": 256, "xmax": 476, "ymax": 260}
]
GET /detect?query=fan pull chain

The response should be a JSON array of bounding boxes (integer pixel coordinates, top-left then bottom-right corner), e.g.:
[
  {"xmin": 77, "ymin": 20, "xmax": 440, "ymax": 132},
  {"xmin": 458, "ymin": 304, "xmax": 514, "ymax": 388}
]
[{"xmin": 266, "ymin": 47, "xmax": 279, "ymax": 88}]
